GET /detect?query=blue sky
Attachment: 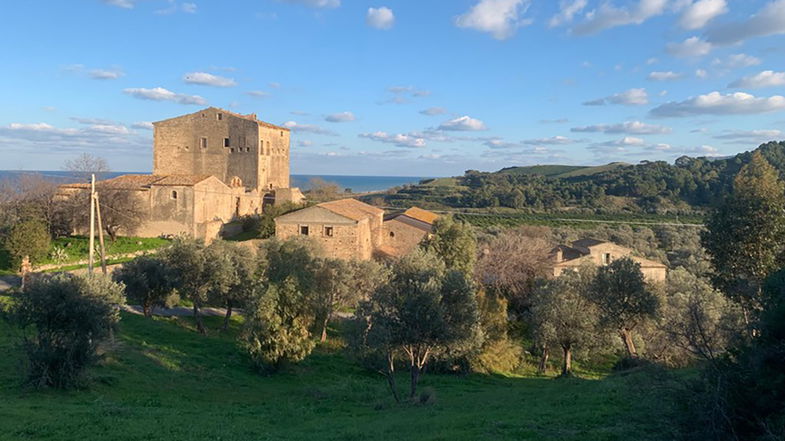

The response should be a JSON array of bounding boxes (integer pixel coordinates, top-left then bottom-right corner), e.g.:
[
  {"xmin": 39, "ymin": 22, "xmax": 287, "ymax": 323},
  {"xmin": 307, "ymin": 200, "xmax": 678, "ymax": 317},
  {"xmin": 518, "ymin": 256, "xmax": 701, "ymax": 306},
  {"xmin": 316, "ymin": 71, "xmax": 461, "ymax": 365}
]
[{"xmin": 1, "ymin": 0, "xmax": 785, "ymax": 176}]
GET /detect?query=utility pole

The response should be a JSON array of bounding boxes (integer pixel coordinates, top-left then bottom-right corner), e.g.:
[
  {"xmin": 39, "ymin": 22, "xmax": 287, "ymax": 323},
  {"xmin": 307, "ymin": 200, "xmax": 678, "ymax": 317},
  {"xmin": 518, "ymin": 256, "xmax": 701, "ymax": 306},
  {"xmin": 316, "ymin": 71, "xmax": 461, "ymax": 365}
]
[
  {"xmin": 95, "ymin": 193, "xmax": 108, "ymax": 275},
  {"xmin": 88, "ymin": 173, "xmax": 95, "ymax": 275}
]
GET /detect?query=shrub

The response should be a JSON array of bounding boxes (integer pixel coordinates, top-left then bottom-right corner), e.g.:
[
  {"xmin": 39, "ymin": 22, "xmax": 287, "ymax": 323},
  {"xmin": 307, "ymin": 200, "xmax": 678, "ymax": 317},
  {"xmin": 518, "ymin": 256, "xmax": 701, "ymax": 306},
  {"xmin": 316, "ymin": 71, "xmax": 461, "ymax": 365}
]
[
  {"xmin": 10, "ymin": 274, "xmax": 125, "ymax": 389},
  {"xmin": 3, "ymin": 219, "xmax": 50, "ymax": 266},
  {"xmin": 240, "ymin": 278, "xmax": 315, "ymax": 373}
]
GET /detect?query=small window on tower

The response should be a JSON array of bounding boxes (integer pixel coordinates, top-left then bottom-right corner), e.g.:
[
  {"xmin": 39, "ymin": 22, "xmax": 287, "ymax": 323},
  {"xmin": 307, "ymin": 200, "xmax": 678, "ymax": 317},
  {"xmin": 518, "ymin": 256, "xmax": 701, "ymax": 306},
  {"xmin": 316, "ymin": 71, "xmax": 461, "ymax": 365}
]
[
  {"xmin": 224, "ymin": 138, "xmax": 230, "ymax": 147},
  {"xmin": 324, "ymin": 226, "xmax": 334, "ymax": 237},
  {"xmin": 200, "ymin": 137, "xmax": 208, "ymax": 149},
  {"xmin": 230, "ymin": 148, "xmax": 235, "ymax": 153},
  {"xmin": 217, "ymin": 113, "xmax": 223, "ymax": 121},
  {"xmin": 300, "ymin": 225, "xmax": 309, "ymax": 236},
  {"xmin": 280, "ymin": 131, "xmax": 283, "ymax": 137},
  {"xmin": 171, "ymin": 191, "xmax": 178, "ymax": 200}
]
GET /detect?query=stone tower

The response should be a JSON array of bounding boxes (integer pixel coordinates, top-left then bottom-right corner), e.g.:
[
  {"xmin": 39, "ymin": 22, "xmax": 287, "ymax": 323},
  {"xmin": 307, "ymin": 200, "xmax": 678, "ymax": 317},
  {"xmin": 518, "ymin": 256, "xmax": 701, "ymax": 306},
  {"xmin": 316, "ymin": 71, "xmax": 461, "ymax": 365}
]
[{"xmin": 152, "ymin": 107, "xmax": 290, "ymax": 192}]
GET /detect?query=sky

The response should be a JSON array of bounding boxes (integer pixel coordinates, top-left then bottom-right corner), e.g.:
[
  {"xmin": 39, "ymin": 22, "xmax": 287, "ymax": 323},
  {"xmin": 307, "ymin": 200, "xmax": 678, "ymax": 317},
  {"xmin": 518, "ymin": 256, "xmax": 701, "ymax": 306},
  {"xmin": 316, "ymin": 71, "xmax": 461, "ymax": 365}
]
[{"xmin": 1, "ymin": 0, "xmax": 785, "ymax": 177}]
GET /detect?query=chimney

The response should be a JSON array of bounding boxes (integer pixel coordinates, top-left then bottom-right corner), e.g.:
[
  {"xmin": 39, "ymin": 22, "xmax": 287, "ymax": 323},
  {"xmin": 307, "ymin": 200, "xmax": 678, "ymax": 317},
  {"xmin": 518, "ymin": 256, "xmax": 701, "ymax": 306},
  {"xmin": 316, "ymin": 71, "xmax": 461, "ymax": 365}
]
[{"xmin": 555, "ymin": 247, "xmax": 563, "ymax": 263}]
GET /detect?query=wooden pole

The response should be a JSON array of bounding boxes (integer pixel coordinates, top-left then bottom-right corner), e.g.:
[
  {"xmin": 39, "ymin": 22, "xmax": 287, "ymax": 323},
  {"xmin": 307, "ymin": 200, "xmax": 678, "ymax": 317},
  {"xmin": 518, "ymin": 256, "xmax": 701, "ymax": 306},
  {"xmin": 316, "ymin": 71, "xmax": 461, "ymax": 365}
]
[
  {"xmin": 95, "ymin": 193, "xmax": 108, "ymax": 275},
  {"xmin": 88, "ymin": 174, "xmax": 95, "ymax": 275}
]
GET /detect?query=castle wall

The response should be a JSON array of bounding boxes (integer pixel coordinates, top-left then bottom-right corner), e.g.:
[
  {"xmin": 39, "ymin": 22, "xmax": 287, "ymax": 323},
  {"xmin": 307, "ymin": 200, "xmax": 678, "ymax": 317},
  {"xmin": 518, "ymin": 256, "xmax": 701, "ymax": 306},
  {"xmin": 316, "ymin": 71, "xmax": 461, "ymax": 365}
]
[
  {"xmin": 381, "ymin": 218, "xmax": 429, "ymax": 257},
  {"xmin": 258, "ymin": 125, "xmax": 290, "ymax": 189}
]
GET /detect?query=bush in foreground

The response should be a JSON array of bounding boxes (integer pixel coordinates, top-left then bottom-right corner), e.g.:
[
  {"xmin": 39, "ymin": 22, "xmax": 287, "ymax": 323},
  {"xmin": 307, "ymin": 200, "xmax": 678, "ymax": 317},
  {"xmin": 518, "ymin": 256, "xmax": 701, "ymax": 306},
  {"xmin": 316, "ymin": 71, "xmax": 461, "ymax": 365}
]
[{"xmin": 10, "ymin": 274, "xmax": 124, "ymax": 389}]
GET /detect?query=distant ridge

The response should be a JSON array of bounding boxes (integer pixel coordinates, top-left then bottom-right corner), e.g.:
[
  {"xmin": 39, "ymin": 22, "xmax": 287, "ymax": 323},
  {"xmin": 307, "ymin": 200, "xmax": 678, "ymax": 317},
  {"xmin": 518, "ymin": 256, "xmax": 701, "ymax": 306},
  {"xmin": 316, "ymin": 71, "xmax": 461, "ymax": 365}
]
[{"xmin": 495, "ymin": 162, "xmax": 630, "ymax": 178}]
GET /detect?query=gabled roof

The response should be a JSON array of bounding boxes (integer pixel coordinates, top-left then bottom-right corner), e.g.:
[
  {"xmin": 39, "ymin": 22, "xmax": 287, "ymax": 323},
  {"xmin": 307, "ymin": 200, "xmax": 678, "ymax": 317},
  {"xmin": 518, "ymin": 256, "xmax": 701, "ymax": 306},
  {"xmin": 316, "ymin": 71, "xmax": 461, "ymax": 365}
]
[
  {"xmin": 152, "ymin": 107, "xmax": 290, "ymax": 131},
  {"xmin": 402, "ymin": 207, "xmax": 439, "ymax": 225},
  {"xmin": 317, "ymin": 198, "xmax": 384, "ymax": 222},
  {"xmin": 59, "ymin": 174, "xmax": 215, "ymax": 190},
  {"xmin": 572, "ymin": 238, "xmax": 607, "ymax": 249}
]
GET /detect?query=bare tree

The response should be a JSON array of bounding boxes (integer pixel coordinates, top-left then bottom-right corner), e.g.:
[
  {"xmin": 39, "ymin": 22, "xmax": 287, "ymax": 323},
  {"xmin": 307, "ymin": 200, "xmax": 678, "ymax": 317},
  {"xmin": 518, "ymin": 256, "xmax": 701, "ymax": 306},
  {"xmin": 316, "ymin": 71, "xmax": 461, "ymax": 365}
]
[
  {"xmin": 64, "ymin": 153, "xmax": 110, "ymax": 182},
  {"xmin": 95, "ymin": 187, "xmax": 145, "ymax": 241},
  {"xmin": 305, "ymin": 178, "xmax": 341, "ymax": 202}
]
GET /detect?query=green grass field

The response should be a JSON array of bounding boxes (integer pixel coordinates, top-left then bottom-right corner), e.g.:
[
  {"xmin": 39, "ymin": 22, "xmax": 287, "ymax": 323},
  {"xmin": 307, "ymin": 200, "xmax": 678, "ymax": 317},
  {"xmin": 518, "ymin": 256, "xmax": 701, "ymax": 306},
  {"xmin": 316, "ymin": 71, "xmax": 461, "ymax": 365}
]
[{"xmin": 0, "ymin": 311, "xmax": 679, "ymax": 441}]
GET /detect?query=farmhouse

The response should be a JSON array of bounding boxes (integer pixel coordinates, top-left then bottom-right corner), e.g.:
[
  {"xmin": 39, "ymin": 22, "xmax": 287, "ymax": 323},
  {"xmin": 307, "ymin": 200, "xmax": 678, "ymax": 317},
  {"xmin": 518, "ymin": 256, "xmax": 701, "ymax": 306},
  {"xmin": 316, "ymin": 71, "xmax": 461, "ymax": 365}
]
[
  {"xmin": 275, "ymin": 200, "xmax": 438, "ymax": 260},
  {"xmin": 57, "ymin": 107, "xmax": 304, "ymax": 241},
  {"xmin": 551, "ymin": 239, "xmax": 667, "ymax": 282}
]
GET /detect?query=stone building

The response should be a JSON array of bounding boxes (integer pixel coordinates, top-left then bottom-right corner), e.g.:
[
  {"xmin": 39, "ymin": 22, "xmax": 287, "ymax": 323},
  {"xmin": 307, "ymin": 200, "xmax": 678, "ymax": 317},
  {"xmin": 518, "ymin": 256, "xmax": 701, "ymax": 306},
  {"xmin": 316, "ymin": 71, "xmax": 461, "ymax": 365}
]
[
  {"xmin": 377, "ymin": 207, "xmax": 438, "ymax": 258},
  {"xmin": 57, "ymin": 107, "xmax": 303, "ymax": 241},
  {"xmin": 275, "ymin": 200, "xmax": 438, "ymax": 261},
  {"xmin": 153, "ymin": 107, "xmax": 291, "ymax": 192},
  {"xmin": 550, "ymin": 239, "xmax": 667, "ymax": 283}
]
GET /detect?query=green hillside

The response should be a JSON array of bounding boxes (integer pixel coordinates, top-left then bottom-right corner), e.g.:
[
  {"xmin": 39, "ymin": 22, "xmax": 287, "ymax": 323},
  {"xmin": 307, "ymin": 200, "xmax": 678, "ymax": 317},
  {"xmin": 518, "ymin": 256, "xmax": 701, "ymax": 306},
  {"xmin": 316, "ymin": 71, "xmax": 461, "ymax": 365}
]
[
  {"xmin": 496, "ymin": 164, "xmax": 586, "ymax": 177},
  {"xmin": 556, "ymin": 162, "xmax": 630, "ymax": 178},
  {"xmin": 0, "ymin": 312, "xmax": 677, "ymax": 441}
]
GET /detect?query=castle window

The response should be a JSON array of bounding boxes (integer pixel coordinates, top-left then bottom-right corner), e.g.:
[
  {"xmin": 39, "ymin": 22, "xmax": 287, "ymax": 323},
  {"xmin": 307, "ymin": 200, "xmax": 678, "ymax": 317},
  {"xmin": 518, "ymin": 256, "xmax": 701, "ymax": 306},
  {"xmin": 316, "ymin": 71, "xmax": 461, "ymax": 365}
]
[
  {"xmin": 246, "ymin": 147, "xmax": 250, "ymax": 152},
  {"xmin": 324, "ymin": 226, "xmax": 334, "ymax": 237},
  {"xmin": 200, "ymin": 137, "xmax": 208, "ymax": 149},
  {"xmin": 217, "ymin": 113, "xmax": 223, "ymax": 121},
  {"xmin": 300, "ymin": 225, "xmax": 309, "ymax": 236},
  {"xmin": 602, "ymin": 253, "xmax": 611, "ymax": 265},
  {"xmin": 389, "ymin": 231, "xmax": 395, "ymax": 238},
  {"xmin": 280, "ymin": 131, "xmax": 283, "ymax": 137},
  {"xmin": 224, "ymin": 137, "xmax": 231, "ymax": 147},
  {"xmin": 171, "ymin": 191, "xmax": 178, "ymax": 200},
  {"xmin": 230, "ymin": 148, "xmax": 235, "ymax": 153}
]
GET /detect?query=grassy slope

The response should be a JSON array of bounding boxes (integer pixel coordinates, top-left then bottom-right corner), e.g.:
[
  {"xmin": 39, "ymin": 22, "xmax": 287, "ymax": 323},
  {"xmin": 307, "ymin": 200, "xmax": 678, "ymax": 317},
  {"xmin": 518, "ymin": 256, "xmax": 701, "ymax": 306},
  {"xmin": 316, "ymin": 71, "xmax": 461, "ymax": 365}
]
[
  {"xmin": 496, "ymin": 165, "xmax": 586, "ymax": 177},
  {"xmin": 556, "ymin": 163, "xmax": 630, "ymax": 178},
  {"xmin": 0, "ymin": 313, "xmax": 677, "ymax": 441}
]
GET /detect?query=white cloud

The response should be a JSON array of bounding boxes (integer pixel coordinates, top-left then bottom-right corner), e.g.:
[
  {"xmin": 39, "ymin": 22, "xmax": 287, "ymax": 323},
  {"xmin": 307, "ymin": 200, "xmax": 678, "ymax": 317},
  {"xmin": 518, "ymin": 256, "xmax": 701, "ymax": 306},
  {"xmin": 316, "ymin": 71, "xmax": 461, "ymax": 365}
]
[
  {"xmin": 678, "ymin": 0, "xmax": 727, "ymax": 30},
  {"xmin": 455, "ymin": 0, "xmax": 533, "ymax": 40},
  {"xmin": 89, "ymin": 68, "xmax": 124, "ymax": 80},
  {"xmin": 420, "ymin": 107, "xmax": 448, "ymax": 116},
  {"xmin": 666, "ymin": 36, "xmax": 712, "ymax": 58},
  {"xmin": 366, "ymin": 7, "xmax": 394, "ymax": 30},
  {"xmin": 123, "ymin": 87, "xmax": 207, "ymax": 105},
  {"xmin": 384, "ymin": 86, "xmax": 430, "ymax": 104},
  {"xmin": 729, "ymin": 71, "xmax": 785, "ymax": 89},
  {"xmin": 438, "ymin": 116, "xmax": 488, "ymax": 131},
  {"xmin": 103, "ymin": 0, "xmax": 134, "ymax": 8},
  {"xmin": 571, "ymin": 121, "xmax": 672, "ymax": 134},
  {"xmin": 648, "ymin": 71, "xmax": 684, "ymax": 81},
  {"xmin": 484, "ymin": 139, "xmax": 521, "ymax": 149},
  {"xmin": 182, "ymin": 2, "xmax": 197, "ymax": 13},
  {"xmin": 359, "ymin": 131, "xmax": 426, "ymax": 148},
  {"xmin": 713, "ymin": 129, "xmax": 783, "ymax": 142},
  {"xmin": 572, "ymin": 0, "xmax": 669, "ymax": 35},
  {"xmin": 246, "ymin": 91, "xmax": 270, "ymax": 98},
  {"xmin": 325, "ymin": 111, "xmax": 356, "ymax": 123},
  {"xmin": 155, "ymin": 1, "xmax": 198, "ymax": 15},
  {"xmin": 549, "ymin": 0, "xmax": 587, "ymax": 27},
  {"xmin": 521, "ymin": 135, "xmax": 576, "ymax": 145},
  {"xmin": 298, "ymin": 140, "xmax": 314, "ymax": 147},
  {"xmin": 183, "ymin": 72, "xmax": 236, "ymax": 87},
  {"xmin": 696, "ymin": 69, "xmax": 708, "ymax": 79},
  {"xmin": 584, "ymin": 88, "xmax": 649, "ymax": 106},
  {"xmin": 706, "ymin": 0, "xmax": 785, "ymax": 45},
  {"xmin": 282, "ymin": 121, "xmax": 338, "ymax": 136},
  {"xmin": 712, "ymin": 53, "xmax": 762, "ymax": 69},
  {"xmin": 0, "ymin": 121, "xmax": 148, "ymax": 156},
  {"xmin": 277, "ymin": 0, "xmax": 340, "ymax": 8},
  {"xmin": 651, "ymin": 91, "xmax": 785, "ymax": 117},
  {"xmin": 132, "ymin": 122, "xmax": 154, "ymax": 130}
]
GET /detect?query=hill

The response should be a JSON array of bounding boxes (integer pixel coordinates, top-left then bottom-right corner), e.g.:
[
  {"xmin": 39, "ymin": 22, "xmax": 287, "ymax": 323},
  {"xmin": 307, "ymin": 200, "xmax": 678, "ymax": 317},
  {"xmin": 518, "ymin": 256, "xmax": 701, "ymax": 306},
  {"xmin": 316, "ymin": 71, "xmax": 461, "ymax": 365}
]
[
  {"xmin": 0, "ymin": 311, "xmax": 677, "ymax": 441},
  {"xmin": 370, "ymin": 141, "xmax": 785, "ymax": 219}
]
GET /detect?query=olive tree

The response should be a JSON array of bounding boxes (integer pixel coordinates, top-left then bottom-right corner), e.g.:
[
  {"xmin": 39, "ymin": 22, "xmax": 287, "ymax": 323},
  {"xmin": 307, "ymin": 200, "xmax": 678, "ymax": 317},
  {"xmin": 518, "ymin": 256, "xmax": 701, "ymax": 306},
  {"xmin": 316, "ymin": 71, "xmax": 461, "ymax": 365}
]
[
  {"xmin": 240, "ymin": 277, "xmax": 315, "ymax": 373},
  {"xmin": 587, "ymin": 257, "xmax": 658, "ymax": 358},
  {"xmin": 2, "ymin": 219, "xmax": 50, "ymax": 267},
  {"xmin": 113, "ymin": 255, "xmax": 178, "ymax": 317},
  {"xmin": 205, "ymin": 240, "xmax": 257, "ymax": 330},
  {"xmin": 11, "ymin": 274, "xmax": 124, "ymax": 388},
  {"xmin": 421, "ymin": 215, "xmax": 477, "ymax": 276},
  {"xmin": 159, "ymin": 238, "xmax": 216, "ymax": 335},
  {"xmin": 530, "ymin": 266, "xmax": 600, "ymax": 376},
  {"xmin": 358, "ymin": 250, "xmax": 481, "ymax": 400}
]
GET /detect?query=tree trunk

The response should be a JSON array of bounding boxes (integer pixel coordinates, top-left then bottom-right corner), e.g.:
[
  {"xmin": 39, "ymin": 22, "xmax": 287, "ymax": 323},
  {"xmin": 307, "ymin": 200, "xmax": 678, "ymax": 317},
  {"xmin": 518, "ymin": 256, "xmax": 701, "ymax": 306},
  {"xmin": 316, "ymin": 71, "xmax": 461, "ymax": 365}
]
[
  {"xmin": 194, "ymin": 303, "xmax": 206, "ymax": 335},
  {"xmin": 143, "ymin": 302, "xmax": 152, "ymax": 318},
  {"xmin": 561, "ymin": 345, "xmax": 572, "ymax": 376},
  {"xmin": 538, "ymin": 346, "xmax": 549, "ymax": 374},
  {"xmin": 410, "ymin": 364, "xmax": 421, "ymax": 400},
  {"xmin": 222, "ymin": 303, "xmax": 233, "ymax": 331},
  {"xmin": 320, "ymin": 314, "xmax": 330, "ymax": 343},
  {"xmin": 384, "ymin": 351, "xmax": 400, "ymax": 403},
  {"xmin": 620, "ymin": 328, "xmax": 637, "ymax": 358}
]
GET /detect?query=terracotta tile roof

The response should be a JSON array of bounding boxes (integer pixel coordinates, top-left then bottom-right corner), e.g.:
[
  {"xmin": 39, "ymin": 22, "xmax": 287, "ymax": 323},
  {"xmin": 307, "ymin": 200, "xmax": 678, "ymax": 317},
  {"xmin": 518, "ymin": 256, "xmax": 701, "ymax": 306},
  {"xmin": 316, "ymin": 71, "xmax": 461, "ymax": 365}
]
[
  {"xmin": 318, "ymin": 198, "xmax": 384, "ymax": 221},
  {"xmin": 152, "ymin": 175, "xmax": 212, "ymax": 186},
  {"xmin": 59, "ymin": 174, "xmax": 214, "ymax": 190},
  {"xmin": 402, "ymin": 207, "xmax": 439, "ymax": 225},
  {"xmin": 572, "ymin": 238, "xmax": 606, "ymax": 249}
]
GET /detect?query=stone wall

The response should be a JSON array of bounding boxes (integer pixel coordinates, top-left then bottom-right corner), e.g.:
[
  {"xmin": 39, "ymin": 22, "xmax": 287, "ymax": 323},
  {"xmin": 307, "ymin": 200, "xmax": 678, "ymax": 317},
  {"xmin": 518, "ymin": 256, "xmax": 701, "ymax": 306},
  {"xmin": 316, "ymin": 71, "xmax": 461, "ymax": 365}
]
[
  {"xmin": 276, "ymin": 221, "xmax": 363, "ymax": 260},
  {"xmin": 381, "ymin": 218, "xmax": 429, "ymax": 257}
]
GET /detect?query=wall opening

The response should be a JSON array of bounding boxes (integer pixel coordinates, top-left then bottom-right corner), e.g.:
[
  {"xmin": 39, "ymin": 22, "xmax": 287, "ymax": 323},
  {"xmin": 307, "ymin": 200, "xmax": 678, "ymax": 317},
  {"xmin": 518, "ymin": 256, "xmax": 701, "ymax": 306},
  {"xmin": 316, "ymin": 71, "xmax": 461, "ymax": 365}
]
[
  {"xmin": 300, "ymin": 225, "xmax": 309, "ymax": 236},
  {"xmin": 324, "ymin": 226, "xmax": 334, "ymax": 237},
  {"xmin": 602, "ymin": 253, "xmax": 611, "ymax": 265},
  {"xmin": 217, "ymin": 113, "xmax": 223, "ymax": 121},
  {"xmin": 224, "ymin": 137, "xmax": 231, "ymax": 147},
  {"xmin": 171, "ymin": 190, "xmax": 178, "ymax": 200},
  {"xmin": 200, "ymin": 137, "xmax": 208, "ymax": 149}
]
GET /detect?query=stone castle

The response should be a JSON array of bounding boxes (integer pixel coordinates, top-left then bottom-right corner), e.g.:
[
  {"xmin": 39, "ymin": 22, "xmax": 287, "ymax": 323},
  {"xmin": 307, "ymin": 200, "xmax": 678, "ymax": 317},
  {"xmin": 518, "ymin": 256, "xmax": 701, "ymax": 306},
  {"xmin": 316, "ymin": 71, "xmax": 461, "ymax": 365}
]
[{"xmin": 58, "ymin": 107, "xmax": 303, "ymax": 241}]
